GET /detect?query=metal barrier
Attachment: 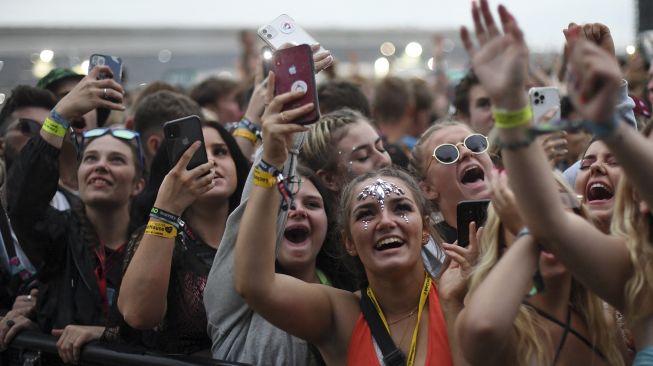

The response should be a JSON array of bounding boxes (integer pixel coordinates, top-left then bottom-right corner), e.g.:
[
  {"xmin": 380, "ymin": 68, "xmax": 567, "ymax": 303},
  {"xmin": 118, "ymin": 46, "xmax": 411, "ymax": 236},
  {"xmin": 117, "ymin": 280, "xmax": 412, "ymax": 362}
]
[{"xmin": 3, "ymin": 330, "xmax": 249, "ymax": 366}]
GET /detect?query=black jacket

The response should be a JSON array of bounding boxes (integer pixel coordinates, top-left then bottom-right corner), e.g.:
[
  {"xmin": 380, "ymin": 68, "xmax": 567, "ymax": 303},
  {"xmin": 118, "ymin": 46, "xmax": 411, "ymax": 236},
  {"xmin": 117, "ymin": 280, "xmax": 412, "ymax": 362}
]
[{"xmin": 7, "ymin": 136, "xmax": 106, "ymax": 332}]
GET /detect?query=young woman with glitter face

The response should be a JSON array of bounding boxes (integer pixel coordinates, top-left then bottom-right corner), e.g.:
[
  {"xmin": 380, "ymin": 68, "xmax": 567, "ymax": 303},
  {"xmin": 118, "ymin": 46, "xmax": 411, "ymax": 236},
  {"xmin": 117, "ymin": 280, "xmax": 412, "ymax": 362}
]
[{"xmin": 234, "ymin": 81, "xmax": 471, "ymax": 364}]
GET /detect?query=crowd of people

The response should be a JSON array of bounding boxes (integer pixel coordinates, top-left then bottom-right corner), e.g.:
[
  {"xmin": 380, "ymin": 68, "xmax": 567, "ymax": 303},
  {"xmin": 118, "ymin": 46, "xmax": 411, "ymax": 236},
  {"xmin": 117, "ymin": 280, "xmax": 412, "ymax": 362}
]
[{"xmin": 1, "ymin": 1, "xmax": 653, "ymax": 365}]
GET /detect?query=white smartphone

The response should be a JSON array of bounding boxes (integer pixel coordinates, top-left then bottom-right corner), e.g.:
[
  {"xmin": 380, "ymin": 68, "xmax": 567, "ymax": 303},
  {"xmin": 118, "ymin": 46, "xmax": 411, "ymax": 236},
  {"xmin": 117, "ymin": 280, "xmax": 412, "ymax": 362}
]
[
  {"xmin": 529, "ymin": 87, "xmax": 561, "ymax": 124},
  {"xmin": 258, "ymin": 14, "xmax": 325, "ymax": 53}
]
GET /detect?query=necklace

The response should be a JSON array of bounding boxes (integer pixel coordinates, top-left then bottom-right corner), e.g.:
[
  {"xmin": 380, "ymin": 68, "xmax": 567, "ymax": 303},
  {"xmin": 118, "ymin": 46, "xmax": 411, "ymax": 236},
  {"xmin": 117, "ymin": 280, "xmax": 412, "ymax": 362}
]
[{"xmin": 387, "ymin": 305, "xmax": 419, "ymax": 326}]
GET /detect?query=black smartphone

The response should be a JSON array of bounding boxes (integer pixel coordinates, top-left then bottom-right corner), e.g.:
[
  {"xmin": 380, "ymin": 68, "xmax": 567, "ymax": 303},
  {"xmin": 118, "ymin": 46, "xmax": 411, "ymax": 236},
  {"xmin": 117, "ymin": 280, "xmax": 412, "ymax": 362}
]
[
  {"xmin": 456, "ymin": 199, "xmax": 491, "ymax": 247},
  {"xmin": 163, "ymin": 115, "xmax": 208, "ymax": 170},
  {"xmin": 88, "ymin": 54, "xmax": 123, "ymax": 127}
]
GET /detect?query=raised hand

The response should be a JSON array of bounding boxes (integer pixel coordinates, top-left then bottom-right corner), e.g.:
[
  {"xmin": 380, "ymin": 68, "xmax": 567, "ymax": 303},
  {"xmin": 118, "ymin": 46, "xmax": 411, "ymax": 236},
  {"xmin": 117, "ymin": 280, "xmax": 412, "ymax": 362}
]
[
  {"xmin": 153, "ymin": 142, "xmax": 216, "ymax": 216},
  {"xmin": 566, "ymin": 33, "xmax": 622, "ymax": 124},
  {"xmin": 564, "ymin": 22, "xmax": 615, "ymax": 58},
  {"xmin": 489, "ymin": 169, "xmax": 523, "ymax": 236},
  {"xmin": 460, "ymin": 0, "xmax": 529, "ymax": 110},
  {"xmin": 260, "ymin": 72, "xmax": 312, "ymax": 168},
  {"xmin": 54, "ymin": 66, "xmax": 125, "ymax": 121}
]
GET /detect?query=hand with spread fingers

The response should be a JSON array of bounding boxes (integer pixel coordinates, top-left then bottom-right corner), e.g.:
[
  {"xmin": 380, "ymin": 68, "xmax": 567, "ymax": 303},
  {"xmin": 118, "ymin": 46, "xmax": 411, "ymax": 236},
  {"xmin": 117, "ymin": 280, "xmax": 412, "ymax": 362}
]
[
  {"xmin": 153, "ymin": 141, "xmax": 216, "ymax": 216},
  {"xmin": 52, "ymin": 325, "xmax": 105, "ymax": 365},
  {"xmin": 54, "ymin": 65, "xmax": 125, "ymax": 121},
  {"xmin": 260, "ymin": 72, "xmax": 313, "ymax": 168},
  {"xmin": 564, "ymin": 22, "xmax": 615, "ymax": 58},
  {"xmin": 460, "ymin": 0, "xmax": 529, "ymax": 110},
  {"xmin": 0, "ymin": 311, "xmax": 37, "ymax": 351}
]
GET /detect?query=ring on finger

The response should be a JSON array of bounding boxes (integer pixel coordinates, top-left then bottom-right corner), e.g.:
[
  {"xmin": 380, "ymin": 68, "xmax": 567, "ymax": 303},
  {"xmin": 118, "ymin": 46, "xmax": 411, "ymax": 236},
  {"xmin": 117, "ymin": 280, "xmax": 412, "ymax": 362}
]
[
  {"xmin": 103, "ymin": 88, "xmax": 108, "ymax": 99},
  {"xmin": 280, "ymin": 112, "xmax": 287, "ymax": 123},
  {"xmin": 26, "ymin": 294, "xmax": 32, "ymax": 301},
  {"xmin": 6, "ymin": 320, "xmax": 15, "ymax": 328}
]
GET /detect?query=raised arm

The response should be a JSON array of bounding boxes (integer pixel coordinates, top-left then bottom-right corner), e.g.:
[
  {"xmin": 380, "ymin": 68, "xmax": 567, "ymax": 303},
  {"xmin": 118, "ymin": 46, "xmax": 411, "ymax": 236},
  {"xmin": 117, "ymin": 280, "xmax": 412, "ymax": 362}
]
[
  {"xmin": 118, "ymin": 143, "xmax": 215, "ymax": 329},
  {"xmin": 460, "ymin": 0, "xmax": 631, "ymax": 309},
  {"xmin": 234, "ymin": 72, "xmax": 352, "ymax": 347},
  {"xmin": 457, "ymin": 232, "xmax": 539, "ymax": 365}
]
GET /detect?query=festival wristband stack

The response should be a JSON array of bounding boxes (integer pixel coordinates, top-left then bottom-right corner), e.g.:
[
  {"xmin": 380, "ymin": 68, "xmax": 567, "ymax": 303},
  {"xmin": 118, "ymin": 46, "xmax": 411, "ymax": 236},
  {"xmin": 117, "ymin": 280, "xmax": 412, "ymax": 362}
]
[
  {"xmin": 253, "ymin": 159, "xmax": 295, "ymax": 210},
  {"xmin": 42, "ymin": 110, "xmax": 71, "ymax": 138},
  {"xmin": 231, "ymin": 118, "xmax": 262, "ymax": 145},
  {"xmin": 149, "ymin": 207, "xmax": 184, "ymax": 229},
  {"xmin": 492, "ymin": 105, "xmax": 533, "ymax": 129},
  {"xmin": 144, "ymin": 220, "xmax": 177, "ymax": 239}
]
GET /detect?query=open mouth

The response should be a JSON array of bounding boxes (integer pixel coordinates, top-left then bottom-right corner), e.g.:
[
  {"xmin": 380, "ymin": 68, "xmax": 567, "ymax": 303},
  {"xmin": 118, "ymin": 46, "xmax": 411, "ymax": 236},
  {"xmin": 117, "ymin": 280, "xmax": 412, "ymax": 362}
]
[
  {"xmin": 374, "ymin": 237, "xmax": 405, "ymax": 251},
  {"xmin": 284, "ymin": 226, "xmax": 310, "ymax": 244},
  {"xmin": 586, "ymin": 182, "xmax": 613, "ymax": 202},
  {"xmin": 460, "ymin": 165, "xmax": 485, "ymax": 185},
  {"xmin": 89, "ymin": 177, "xmax": 111, "ymax": 186}
]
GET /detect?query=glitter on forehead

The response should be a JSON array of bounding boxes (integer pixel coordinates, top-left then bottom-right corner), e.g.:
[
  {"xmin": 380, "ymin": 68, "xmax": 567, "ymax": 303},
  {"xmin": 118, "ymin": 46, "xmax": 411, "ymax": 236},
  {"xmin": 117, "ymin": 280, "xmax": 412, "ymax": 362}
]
[{"xmin": 357, "ymin": 178, "xmax": 405, "ymax": 209}]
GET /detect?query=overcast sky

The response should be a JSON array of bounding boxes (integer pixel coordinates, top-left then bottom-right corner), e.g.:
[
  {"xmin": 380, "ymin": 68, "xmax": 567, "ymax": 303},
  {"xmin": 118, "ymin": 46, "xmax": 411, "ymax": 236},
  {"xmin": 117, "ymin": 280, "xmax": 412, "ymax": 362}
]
[{"xmin": 1, "ymin": 0, "xmax": 636, "ymax": 52}]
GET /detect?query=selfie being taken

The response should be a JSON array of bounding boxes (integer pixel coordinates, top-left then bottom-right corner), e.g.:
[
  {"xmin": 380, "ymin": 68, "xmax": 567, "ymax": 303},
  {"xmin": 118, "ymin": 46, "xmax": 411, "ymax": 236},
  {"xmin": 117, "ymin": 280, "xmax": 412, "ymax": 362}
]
[{"xmin": 0, "ymin": 1, "xmax": 651, "ymax": 365}]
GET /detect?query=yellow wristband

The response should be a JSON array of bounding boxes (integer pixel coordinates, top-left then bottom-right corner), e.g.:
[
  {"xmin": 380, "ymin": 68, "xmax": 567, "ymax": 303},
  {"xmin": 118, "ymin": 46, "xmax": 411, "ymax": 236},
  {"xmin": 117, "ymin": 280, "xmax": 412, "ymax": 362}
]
[
  {"xmin": 253, "ymin": 167, "xmax": 277, "ymax": 188},
  {"xmin": 144, "ymin": 220, "xmax": 177, "ymax": 239},
  {"xmin": 233, "ymin": 128, "xmax": 257, "ymax": 145},
  {"xmin": 492, "ymin": 105, "xmax": 533, "ymax": 129},
  {"xmin": 42, "ymin": 117, "xmax": 68, "ymax": 137}
]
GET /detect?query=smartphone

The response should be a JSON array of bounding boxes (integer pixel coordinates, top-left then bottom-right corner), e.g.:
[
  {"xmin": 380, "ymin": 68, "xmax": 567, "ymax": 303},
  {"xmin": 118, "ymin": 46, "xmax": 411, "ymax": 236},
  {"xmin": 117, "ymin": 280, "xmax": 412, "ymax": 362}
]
[
  {"xmin": 88, "ymin": 54, "xmax": 123, "ymax": 127},
  {"xmin": 272, "ymin": 44, "xmax": 320, "ymax": 125},
  {"xmin": 163, "ymin": 115, "xmax": 208, "ymax": 170},
  {"xmin": 456, "ymin": 199, "xmax": 490, "ymax": 247},
  {"xmin": 529, "ymin": 87, "xmax": 561, "ymax": 125},
  {"xmin": 258, "ymin": 14, "xmax": 325, "ymax": 53},
  {"xmin": 89, "ymin": 54, "xmax": 123, "ymax": 82}
]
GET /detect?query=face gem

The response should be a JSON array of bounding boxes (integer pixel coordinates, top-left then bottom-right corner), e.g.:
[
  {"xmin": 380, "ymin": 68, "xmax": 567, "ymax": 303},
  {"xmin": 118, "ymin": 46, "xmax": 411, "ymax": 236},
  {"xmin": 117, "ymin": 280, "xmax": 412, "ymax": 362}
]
[
  {"xmin": 401, "ymin": 213, "xmax": 409, "ymax": 223},
  {"xmin": 357, "ymin": 178, "xmax": 405, "ymax": 210},
  {"xmin": 363, "ymin": 220, "xmax": 369, "ymax": 231}
]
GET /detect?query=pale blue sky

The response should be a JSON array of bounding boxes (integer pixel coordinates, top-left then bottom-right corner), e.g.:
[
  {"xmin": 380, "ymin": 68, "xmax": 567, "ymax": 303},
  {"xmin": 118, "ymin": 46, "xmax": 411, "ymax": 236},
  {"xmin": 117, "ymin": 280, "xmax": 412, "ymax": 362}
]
[{"xmin": 1, "ymin": 0, "xmax": 636, "ymax": 52}]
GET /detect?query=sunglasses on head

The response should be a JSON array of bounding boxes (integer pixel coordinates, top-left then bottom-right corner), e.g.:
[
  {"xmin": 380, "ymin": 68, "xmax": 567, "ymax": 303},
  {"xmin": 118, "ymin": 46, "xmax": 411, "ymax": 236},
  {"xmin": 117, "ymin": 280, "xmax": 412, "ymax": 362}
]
[
  {"xmin": 426, "ymin": 133, "xmax": 488, "ymax": 170},
  {"xmin": 77, "ymin": 128, "xmax": 144, "ymax": 168}
]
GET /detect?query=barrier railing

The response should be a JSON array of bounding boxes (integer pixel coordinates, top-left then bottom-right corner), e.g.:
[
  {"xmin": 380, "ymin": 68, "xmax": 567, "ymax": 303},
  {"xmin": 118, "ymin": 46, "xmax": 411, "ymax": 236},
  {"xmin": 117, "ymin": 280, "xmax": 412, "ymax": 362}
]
[{"xmin": 4, "ymin": 330, "xmax": 249, "ymax": 366}]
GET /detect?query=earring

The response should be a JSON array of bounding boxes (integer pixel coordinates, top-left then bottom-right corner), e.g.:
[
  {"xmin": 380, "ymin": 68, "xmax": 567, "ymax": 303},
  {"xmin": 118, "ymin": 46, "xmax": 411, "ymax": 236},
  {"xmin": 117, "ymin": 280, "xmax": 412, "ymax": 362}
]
[{"xmin": 422, "ymin": 232, "xmax": 429, "ymax": 246}]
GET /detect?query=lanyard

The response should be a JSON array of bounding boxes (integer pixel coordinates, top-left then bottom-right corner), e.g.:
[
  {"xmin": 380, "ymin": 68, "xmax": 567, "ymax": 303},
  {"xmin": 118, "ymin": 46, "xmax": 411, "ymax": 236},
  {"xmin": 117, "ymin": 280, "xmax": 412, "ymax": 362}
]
[
  {"xmin": 94, "ymin": 243, "xmax": 124, "ymax": 315},
  {"xmin": 367, "ymin": 273, "xmax": 431, "ymax": 366}
]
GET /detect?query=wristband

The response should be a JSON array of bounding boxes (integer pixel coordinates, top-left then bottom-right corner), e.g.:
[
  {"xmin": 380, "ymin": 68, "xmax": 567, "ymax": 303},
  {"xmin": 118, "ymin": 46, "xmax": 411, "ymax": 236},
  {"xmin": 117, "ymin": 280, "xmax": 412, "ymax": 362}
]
[
  {"xmin": 42, "ymin": 117, "xmax": 68, "ymax": 138},
  {"xmin": 493, "ymin": 105, "xmax": 533, "ymax": 129},
  {"xmin": 233, "ymin": 128, "xmax": 258, "ymax": 145},
  {"xmin": 49, "ymin": 109, "xmax": 71, "ymax": 129},
  {"xmin": 253, "ymin": 167, "xmax": 277, "ymax": 188},
  {"xmin": 150, "ymin": 207, "xmax": 182, "ymax": 229},
  {"xmin": 590, "ymin": 112, "xmax": 621, "ymax": 139},
  {"xmin": 516, "ymin": 227, "xmax": 531, "ymax": 238},
  {"xmin": 495, "ymin": 135, "xmax": 535, "ymax": 150},
  {"xmin": 144, "ymin": 220, "xmax": 177, "ymax": 239}
]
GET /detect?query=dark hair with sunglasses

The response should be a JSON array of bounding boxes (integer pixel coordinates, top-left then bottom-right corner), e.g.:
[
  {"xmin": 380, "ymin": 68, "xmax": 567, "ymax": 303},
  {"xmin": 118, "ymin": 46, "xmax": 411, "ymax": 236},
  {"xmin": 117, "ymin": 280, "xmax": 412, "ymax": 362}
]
[
  {"xmin": 77, "ymin": 128, "xmax": 146, "ymax": 181},
  {"xmin": 130, "ymin": 121, "xmax": 250, "ymax": 228},
  {"xmin": 0, "ymin": 85, "xmax": 56, "ymax": 134}
]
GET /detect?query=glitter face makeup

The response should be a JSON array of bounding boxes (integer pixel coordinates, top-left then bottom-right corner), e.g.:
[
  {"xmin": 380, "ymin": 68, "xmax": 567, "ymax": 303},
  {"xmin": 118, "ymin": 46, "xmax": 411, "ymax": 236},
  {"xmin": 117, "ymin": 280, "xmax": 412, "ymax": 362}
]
[
  {"xmin": 401, "ymin": 213, "xmax": 409, "ymax": 223},
  {"xmin": 357, "ymin": 178, "xmax": 406, "ymax": 210},
  {"xmin": 363, "ymin": 220, "xmax": 369, "ymax": 231}
]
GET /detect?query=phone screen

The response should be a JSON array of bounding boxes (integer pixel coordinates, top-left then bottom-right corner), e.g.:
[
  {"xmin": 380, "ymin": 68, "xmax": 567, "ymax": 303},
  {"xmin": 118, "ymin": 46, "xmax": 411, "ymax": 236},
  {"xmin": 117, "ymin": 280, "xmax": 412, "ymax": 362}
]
[{"xmin": 456, "ymin": 199, "xmax": 490, "ymax": 247}]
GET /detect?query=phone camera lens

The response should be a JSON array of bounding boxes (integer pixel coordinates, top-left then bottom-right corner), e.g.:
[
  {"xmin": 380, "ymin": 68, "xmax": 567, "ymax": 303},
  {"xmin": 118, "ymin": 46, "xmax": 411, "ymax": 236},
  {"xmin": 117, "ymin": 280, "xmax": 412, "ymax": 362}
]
[
  {"xmin": 534, "ymin": 92, "xmax": 540, "ymax": 97},
  {"xmin": 262, "ymin": 29, "xmax": 267, "ymax": 34},
  {"xmin": 266, "ymin": 34, "xmax": 272, "ymax": 39},
  {"xmin": 534, "ymin": 99, "xmax": 540, "ymax": 105}
]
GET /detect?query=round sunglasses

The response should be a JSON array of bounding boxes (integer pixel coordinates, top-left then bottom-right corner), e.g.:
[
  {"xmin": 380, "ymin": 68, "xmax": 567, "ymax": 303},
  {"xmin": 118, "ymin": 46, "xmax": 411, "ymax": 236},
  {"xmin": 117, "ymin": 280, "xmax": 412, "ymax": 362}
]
[{"xmin": 426, "ymin": 133, "xmax": 489, "ymax": 170}]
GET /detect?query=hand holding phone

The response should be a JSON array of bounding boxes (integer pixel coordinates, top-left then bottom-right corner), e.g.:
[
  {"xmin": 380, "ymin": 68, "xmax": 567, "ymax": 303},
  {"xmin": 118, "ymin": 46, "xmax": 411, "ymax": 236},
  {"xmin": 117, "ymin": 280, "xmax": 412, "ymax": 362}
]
[
  {"xmin": 88, "ymin": 54, "xmax": 123, "ymax": 127},
  {"xmin": 456, "ymin": 199, "xmax": 490, "ymax": 247},
  {"xmin": 163, "ymin": 115, "xmax": 208, "ymax": 170},
  {"xmin": 258, "ymin": 14, "xmax": 325, "ymax": 53},
  {"xmin": 272, "ymin": 44, "xmax": 320, "ymax": 125},
  {"xmin": 529, "ymin": 87, "xmax": 561, "ymax": 125}
]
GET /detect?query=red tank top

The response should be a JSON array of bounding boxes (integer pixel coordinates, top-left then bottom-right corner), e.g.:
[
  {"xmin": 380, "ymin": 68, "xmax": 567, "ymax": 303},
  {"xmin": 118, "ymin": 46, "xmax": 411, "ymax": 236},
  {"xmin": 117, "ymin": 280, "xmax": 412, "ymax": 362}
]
[{"xmin": 346, "ymin": 283, "xmax": 453, "ymax": 366}]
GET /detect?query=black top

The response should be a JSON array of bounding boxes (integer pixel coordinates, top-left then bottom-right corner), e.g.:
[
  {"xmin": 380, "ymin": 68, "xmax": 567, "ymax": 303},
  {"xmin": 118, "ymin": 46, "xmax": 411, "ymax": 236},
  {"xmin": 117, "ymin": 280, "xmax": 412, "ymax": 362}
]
[
  {"xmin": 7, "ymin": 136, "xmax": 126, "ymax": 331},
  {"xmin": 108, "ymin": 223, "xmax": 216, "ymax": 355}
]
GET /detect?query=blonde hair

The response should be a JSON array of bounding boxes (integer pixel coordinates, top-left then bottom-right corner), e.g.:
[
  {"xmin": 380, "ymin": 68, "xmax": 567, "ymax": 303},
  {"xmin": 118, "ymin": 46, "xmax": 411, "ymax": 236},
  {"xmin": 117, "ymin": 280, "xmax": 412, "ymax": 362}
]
[
  {"xmin": 300, "ymin": 108, "xmax": 368, "ymax": 174},
  {"xmin": 612, "ymin": 175, "xmax": 653, "ymax": 325},
  {"xmin": 468, "ymin": 173, "xmax": 624, "ymax": 366},
  {"xmin": 409, "ymin": 119, "xmax": 470, "ymax": 182}
]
